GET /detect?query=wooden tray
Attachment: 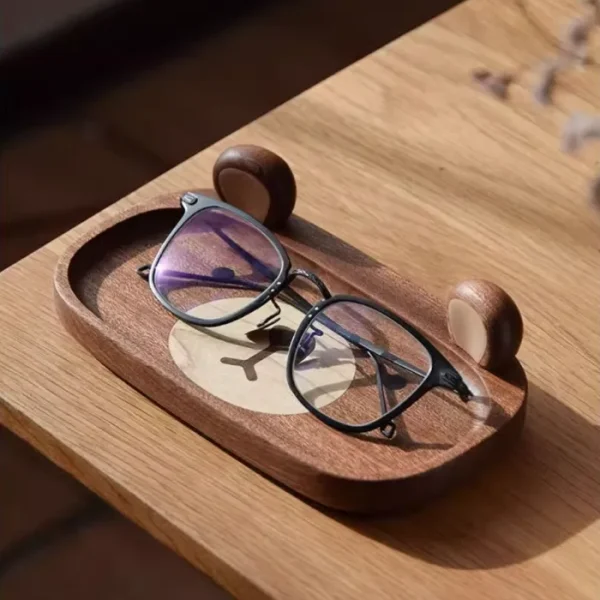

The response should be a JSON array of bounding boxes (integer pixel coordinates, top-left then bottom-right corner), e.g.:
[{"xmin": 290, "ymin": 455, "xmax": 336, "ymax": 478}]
[{"xmin": 54, "ymin": 191, "xmax": 527, "ymax": 513}]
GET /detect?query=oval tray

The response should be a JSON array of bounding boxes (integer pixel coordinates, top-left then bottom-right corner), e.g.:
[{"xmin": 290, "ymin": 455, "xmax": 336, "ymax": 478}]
[{"xmin": 54, "ymin": 191, "xmax": 527, "ymax": 513}]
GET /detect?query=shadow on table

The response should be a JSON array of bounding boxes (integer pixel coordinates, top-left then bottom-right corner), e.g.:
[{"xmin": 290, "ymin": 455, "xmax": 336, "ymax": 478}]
[
  {"xmin": 337, "ymin": 383, "xmax": 599, "ymax": 568},
  {"xmin": 282, "ymin": 216, "xmax": 380, "ymax": 268}
]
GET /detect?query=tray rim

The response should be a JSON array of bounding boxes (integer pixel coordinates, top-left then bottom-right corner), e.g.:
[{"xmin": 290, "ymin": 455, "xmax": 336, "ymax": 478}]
[{"xmin": 53, "ymin": 191, "xmax": 528, "ymax": 512}]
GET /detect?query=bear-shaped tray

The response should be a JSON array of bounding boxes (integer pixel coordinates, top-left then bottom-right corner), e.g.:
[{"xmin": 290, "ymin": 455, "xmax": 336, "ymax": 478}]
[{"xmin": 54, "ymin": 150, "xmax": 527, "ymax": 514}]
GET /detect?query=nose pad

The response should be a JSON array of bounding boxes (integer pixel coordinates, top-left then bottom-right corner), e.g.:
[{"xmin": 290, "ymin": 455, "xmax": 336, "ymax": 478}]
[
  {"xmin": 295, "ymin": 327, "xmax": 323, "ymax": 364},
  {"xmin": 296, "ymin": 337, "xmax": 316, "ymax": 364}
]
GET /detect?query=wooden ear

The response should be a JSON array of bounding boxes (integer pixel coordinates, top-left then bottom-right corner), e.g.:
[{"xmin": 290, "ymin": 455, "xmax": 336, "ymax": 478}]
[
  {"xmin": 447, "ymin": 280, "xmax": 523, "ymax": 372},
  {"xmin": 213, "ymin": 145, "xmax": 296, "ymax": 229}
]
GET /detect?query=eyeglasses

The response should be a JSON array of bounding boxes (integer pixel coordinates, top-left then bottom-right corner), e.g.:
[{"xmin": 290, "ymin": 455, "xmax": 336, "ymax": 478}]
[{"xmin": 138, "ymin": 192, "xmax": 472, "ymax": 438}]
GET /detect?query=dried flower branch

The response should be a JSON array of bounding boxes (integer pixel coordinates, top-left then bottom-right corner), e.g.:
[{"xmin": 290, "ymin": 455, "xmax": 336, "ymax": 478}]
[
  {"xmin": 561, "ymin": 113, "xmax": 600, "ymax": 152},
  {"xmin": 581, "ymin": 0, "xmax": 600, "ymax": 24},
  {"xmin": 532, "ymin": 59, "xmax": 562, "ymax": 104},
  {"xmin": 561, "ymin": 14, "xmax": 594, "ymax": 63},
  {"xmin": 471, "ymin": 69, "xmax": 514, "ymax": 100}
]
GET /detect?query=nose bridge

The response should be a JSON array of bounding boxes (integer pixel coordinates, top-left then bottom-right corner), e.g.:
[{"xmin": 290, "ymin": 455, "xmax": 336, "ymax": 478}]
[{"xmin": 287, "ymin": 269, "xmax": 332, "ymax": 300}]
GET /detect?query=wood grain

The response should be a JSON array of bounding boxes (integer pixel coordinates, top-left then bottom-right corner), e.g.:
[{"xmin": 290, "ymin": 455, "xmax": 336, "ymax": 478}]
[
  {"xmin": 0, "ymin": 0, "xmax": 599, "ymax": 597},
  {"xmin": 53, "ymin": 191, "xmax": 526, "ymax": 512}
]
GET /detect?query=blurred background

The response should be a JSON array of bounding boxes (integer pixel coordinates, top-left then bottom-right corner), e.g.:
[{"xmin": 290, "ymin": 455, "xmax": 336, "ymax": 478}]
[
  {"xmin": 1, "ymin": 0, "xmax": 461, "ymax": 271},
  {"xmin": 1, "ymin": 0, "xmax": 459, "ymax": 597}
]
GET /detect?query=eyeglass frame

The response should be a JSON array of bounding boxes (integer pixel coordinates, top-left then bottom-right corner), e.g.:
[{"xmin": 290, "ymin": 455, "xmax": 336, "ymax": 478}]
[{"xmin": 140, "ymin": 192, "xmax": 472, "ymax": 437}]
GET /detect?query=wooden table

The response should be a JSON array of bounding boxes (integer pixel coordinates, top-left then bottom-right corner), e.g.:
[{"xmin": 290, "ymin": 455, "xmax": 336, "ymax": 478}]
[{"xmin": 1, "ymin": 0, "xmax": 598, "ymax": 597}]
